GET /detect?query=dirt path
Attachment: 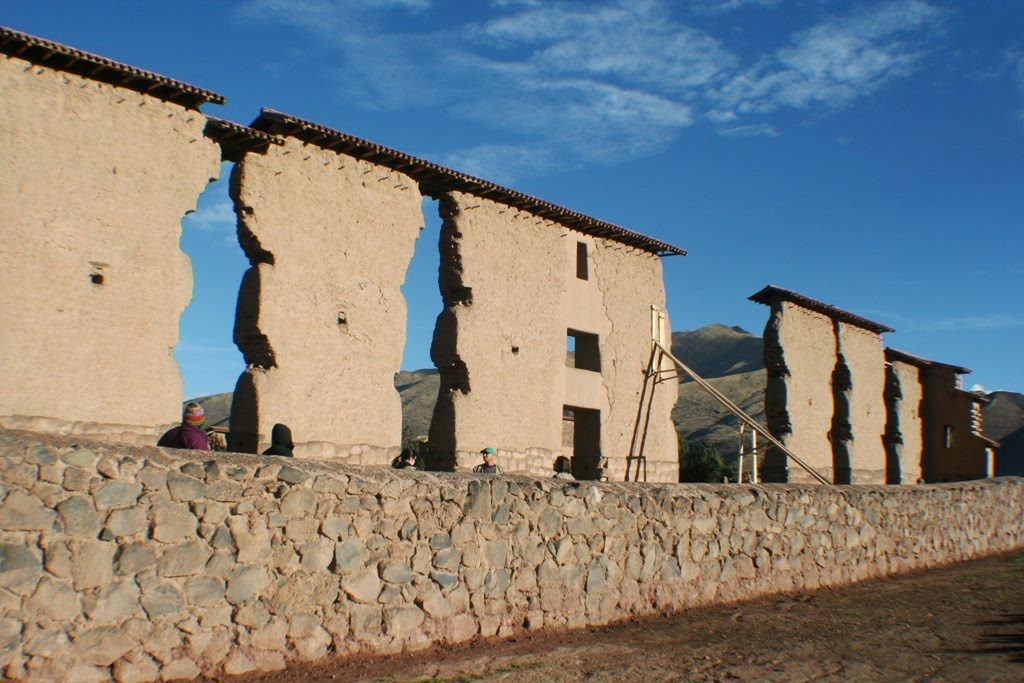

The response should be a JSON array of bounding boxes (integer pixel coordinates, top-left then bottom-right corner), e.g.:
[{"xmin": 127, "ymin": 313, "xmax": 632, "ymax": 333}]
[{"xmin": 230, "ymin": 551, "xmax": 1024, "ymax": 683}]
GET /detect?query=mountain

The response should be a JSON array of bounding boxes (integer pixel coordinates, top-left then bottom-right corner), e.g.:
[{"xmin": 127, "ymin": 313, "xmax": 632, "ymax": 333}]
[
  {"xmin": 185, "ymin": 325, "xmax": 1024, "ymax": 475},
  {"xmin": 670, "ymin": 324, "xmax": 764, "ymax": 380},
  {"xmin": 395, "ymin": 368, "xmax": 439, "ymax": 441}
]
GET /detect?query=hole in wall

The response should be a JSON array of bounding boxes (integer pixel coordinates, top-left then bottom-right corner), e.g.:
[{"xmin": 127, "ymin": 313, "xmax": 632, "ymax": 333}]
[
  {"xmin": 173, "ymin": 161, "xmax": 247, "ymax": 428},
  {"xmin": 90, "ymin": 272, "xmax": 104, "ymax": 285},
  {"xmin": 566, "ymin": 329, "xmax": 601, "ymax": 372},
  {"xmin": 511, "ymin": 346, "xmax": 519, "ymax": 355},
  {"xmin": 576, "ymin": 241, "xmax": 589, "ymax": 280},
  {"xmin": 397, "ymin": 196, "xmax": 444, "ymax": 446}
]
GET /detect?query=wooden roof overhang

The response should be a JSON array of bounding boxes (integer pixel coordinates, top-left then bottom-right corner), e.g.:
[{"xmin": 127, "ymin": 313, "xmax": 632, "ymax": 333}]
[
  {"xmin": 249, "ymin": 108, "xmax": 687, "ymax": 258},
  {"xmin": 0, "ymin": 25, "xmax": 224, "ymax": 109},
  {"xmin": 749, "ymin": 285, "xmax": 895, "ymax": 334},
  {"xmin": 204, "ymin": 116, "xmax": 283, "ymax": 162},
  {"xmin": 885, "ymin": 348, "xmax": 971, "ymax": 375}
]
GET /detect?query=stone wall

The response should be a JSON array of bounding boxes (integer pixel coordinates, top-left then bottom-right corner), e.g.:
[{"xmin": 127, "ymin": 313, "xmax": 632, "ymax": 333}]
[
  {"xmin": 2, "ymin": 428, "xmax": 1022, "ymax": 682},
  {"xmin": 762, "ymin": 301, "xmax": 836, "ymax": 483},
  {"xmin": 0, "ymin": 55, "xmax": 221, "ymax": 444},
  {"xmin": 429, "ymin": 193, "xmax": 678, "ymax": 481},
  {"xmin": 229, "ymin": 137, "xmax": 423, "ymax": 462}
]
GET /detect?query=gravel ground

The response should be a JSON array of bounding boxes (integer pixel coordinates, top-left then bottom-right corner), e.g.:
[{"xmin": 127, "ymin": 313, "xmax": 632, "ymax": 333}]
[{"xmin": 226, "ymin": 550, "xmax": 1024, "ymax": 683}]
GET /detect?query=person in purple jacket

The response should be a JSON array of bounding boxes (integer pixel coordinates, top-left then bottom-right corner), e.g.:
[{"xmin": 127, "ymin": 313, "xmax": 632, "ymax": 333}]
[{"xmin": 157, "ymin": 401, "xmax": 210, "ymax": 451}]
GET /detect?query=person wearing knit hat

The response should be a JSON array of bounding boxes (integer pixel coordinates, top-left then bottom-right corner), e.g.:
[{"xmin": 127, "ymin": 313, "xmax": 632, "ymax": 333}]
[{"xmin": 157, "ymin": 401, "xmax": 210, "ymax": 451}]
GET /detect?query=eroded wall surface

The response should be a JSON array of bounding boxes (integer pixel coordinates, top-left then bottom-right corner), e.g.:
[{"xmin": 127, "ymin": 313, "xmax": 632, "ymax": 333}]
[
  {"xmin": 229, "ymin": 138, "xmax": 423, "ymax": 462},
  {"xmin": 885, "ymin": 360, "xmax": 924, "ymax": 484},
  {"xmin": 834, "ymin": 322, "xmax": 887, "ymax": 484},
  {"xmin": 0, "ymin": 56, "xmax": 221, "ymax": 443},
  {"xmin": 429, "ymin": 193, "xmax": 568, "ymax": 474},
  {"xmin": 763, "ymin": 302, "xmax": 836, "ymax": 483},
  {"xmin": 589, "ymin": 242, "xmax": 677, "ymax": 482},
  {"xmin": 1, "ymin": 429, "xmax": 1022, "ymax": 681},
  {"xmin": 429, "ymin": 193, "xmax": 678, "ymax": 481}
]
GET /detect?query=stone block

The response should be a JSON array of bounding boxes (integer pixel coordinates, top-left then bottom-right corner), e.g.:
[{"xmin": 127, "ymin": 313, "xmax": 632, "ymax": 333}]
[
  {"xmin": 158, "ymin": 541, "xmax": 211, "ymax": 577},
  {"xmin": 72, "ymin": 625, "xmax": 138, "ymax": 666},
  {"xmin": 112, "ymin": 654, "xmax": 159, "ymax": 683},
  {"xmin": 151, "ymin": 503, "xmax": 197, "ymax": 543},
  {"xmin": 159, "ymin": 658, "xmax": 201, "ymax": 681},
  {"xmin": 0, "ymin": 490, "xmax": 56, "ymax": 530},
  {"xmin": 185, "ymin": 575, "xmax": 226, "ymax": 607},
  {"xmin": 0, "ymin": 543, "xmax": 41, "ymax": 593},
  {"xmin": 225, "ymin": 565, "xmax": 268, "ymax": 605},
  {"xmin": 93, "ymin": 481, "xmax": 143, "ymax": 510},
  {"xmin": 342, "ymin": 569, "xmax": 382, "ymax": 604},
  {"xmin": 140, "ymin": 583, "xmax": 186, "ymax": 619},
  {"xmin": 83, "ymin": 580, "xmax": 142, "ymax": 623},
  {"xmin": 71, "ymin": 539, "xmax": 115, "ymax": 591},
  {"xmin": 106, "ymin": 507, "xmax": 149, "ymax": 538},
  {"xmin": 334, "ymin": 538, "xmax": 369, "ymax": 573},
  {"xmin": 115, "ymin": 543, "xmax": 157, "ymax": 576},
  {"xmin": 166, "ymin": 471, "xmax": 205, "ymax": 502},
  {"xmin": 384, "ymin": 606, "xmax": 424, "ymax": 638}
]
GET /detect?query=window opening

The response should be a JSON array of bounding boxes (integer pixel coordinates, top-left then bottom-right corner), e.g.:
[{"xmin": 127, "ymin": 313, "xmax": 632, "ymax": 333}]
[
  {"xmin": 566, "ymin": 329, "xmax": 600, "ymax": 372},
  {"xmin": 943, "ymin": 425, "xmax": 954, "ymax": 449},
  {"xmin": 576, "ymin": 241, "xmax": 589, "ymax": 280}
]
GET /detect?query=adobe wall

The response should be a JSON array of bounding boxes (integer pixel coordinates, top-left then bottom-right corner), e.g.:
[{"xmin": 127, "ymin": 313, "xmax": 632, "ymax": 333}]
[
  {"xmin": 884, "ymin": 360, "xmax": 924, "ymax": 484},
  {"xmin": 0, "ymin": 55, "xmax": 221, "ymax": 443},
  {"xmin": 429, "ymin": 193, "xmax": 678, "ymax": 481},
  {"xmin": 429, "ymin": 193, "xmax": 568, "ymax": 474},
  {"xmin": 588, "ymin": 242, "xmax": 677, "ymax": 482},
  {"xmin": 229, "ymin": 137, "xmax": 423, "ymax": 462},
  {"xmin": 833, "ymin": 322, "xmax": 887, "ymax": 484},
  {"xmin": 1, "ymin": 428, "xmax": 1022, "ymax": 682},
  {"xmin": 762, "ymin": 302, "xmax": 836, "ymax": 483}
]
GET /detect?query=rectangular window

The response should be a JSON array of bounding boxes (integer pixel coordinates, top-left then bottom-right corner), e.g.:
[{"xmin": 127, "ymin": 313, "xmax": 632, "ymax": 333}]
[
  {"xmin": 566, "ymin": 329, "xmax": 600, "ymax": 371},
  {"xmin": 943, "ymin": 425, "xmax": 954, "ymax": 449},
  {"xmin": 576, "ymin": 241, "xmax": 589, "ymax": 280}
]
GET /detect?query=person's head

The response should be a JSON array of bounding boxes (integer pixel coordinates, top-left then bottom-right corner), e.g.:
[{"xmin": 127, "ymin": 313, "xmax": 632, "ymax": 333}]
[
  {"xmin": 271, "ymin": 423, "xmax": 293, "ymax": 447},
  {"xmin": 554, "ymin": 456, "xmax": 571, "ymax": 473},
  {"xmin": 481, "ymin": 447, "xmax": 496, "ymax": 465},
  {"xmin": 183, "ymin": 402, "xmax": 205, "ymax": 429}
]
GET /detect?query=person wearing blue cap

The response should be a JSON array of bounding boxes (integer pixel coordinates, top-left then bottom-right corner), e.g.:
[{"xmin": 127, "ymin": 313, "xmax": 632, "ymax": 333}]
[{"xmin": 473, "ymin": 447, "xmax": 502, "ymax": 474}]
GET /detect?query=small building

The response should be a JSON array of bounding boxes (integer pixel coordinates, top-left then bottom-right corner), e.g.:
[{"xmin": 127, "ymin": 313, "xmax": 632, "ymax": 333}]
[{"xmin": 885, "ymin": 349, "xmax": 998, "ymax": 482}]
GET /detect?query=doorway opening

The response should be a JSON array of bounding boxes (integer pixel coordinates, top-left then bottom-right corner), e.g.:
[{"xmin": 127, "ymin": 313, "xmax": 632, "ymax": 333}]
[{"xmin": 563, "ymin": 405, "xmax": 602, "ymax": 480}]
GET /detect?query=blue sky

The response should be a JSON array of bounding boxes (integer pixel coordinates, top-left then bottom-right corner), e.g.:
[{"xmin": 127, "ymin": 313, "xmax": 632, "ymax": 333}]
[{"xmin": 4, "ymin": 1, "xmax": 1022, "ymax": 398}]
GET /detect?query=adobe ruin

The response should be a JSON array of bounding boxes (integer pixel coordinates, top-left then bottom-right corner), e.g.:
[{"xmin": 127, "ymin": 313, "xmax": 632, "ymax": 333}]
[
  {"xmin": 0, "ymin": 26, "xmax": 684, "ymax": 481},
  {"xmin": 751, "ymin": 285, "xmax": 997, "ymax": 484}
]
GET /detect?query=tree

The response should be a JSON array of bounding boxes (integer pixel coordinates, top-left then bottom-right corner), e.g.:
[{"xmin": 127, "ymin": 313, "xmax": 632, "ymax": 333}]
[{"xmin": 679, "ymin": 438, "xmax": 736, "ymax": 483}]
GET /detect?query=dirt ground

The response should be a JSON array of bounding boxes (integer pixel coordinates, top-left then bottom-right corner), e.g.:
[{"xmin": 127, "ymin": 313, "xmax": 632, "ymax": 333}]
[{"xmin": 229, "ymin": 550, "xmax": 1024, "ymax": 683}]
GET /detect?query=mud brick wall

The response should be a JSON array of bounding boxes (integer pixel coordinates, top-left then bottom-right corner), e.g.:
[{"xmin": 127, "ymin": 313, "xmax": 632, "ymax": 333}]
[
  {"xmin": 0, "ymin": 55, "xmax": 221, "ymax": 443},
  {"xmin": 1, "ymin": 429, "xmax": 1022, "ymax": 682},
  {"xmin": 229, "ymin": 137, "xmax": 423, "ymax": 462},
  {"xmin": 589, "ymin": 242, "xmax": 677, "ymax": 483},
  {"xmin": 833, "ymin": 322, "xmax": 887, "ymax": 484},
  {"xmin": 763, "ymin": 301, "xmax": 837, "ymax": 483},
  {"xmin": 429, "ymin": 192, "xmax": 677, "ymax": 481},
  {"xmin": 885, "ymin": 359, "xmax": 924, "ymax": 484}
]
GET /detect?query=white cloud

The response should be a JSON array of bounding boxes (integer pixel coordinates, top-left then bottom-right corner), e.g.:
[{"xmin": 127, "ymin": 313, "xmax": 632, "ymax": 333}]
[
  {"xmin": 688, "ymin": 0, "xmax": 780, "ymax": 15},
  {"xmin": 183, "ymin": 199, "xmax": 237, "ymax": 245},
  {"xmin": 717, "ymin": 122, "xmax": 779, "ymax": 138},
  {"xmin": 910, "ymin": 313, "xmax": 1024, "ymax": 333},
  {"xmin": 712, "ymin": 1, "xmax": 943, "ymax": 117},
  {"xmin": 236, "ymin": 0, "xmax": 947, "ymax": 181}
]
